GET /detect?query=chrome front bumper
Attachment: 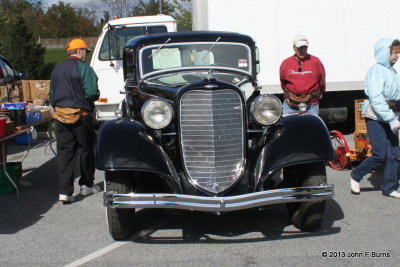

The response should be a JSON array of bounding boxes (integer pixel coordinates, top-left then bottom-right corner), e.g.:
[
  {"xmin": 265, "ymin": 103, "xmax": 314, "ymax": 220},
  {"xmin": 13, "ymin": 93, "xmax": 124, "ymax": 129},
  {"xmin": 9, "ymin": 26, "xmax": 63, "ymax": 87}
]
[{"xmin": 103, "ymin": 184, "xmax": 334, "ymax": 212}]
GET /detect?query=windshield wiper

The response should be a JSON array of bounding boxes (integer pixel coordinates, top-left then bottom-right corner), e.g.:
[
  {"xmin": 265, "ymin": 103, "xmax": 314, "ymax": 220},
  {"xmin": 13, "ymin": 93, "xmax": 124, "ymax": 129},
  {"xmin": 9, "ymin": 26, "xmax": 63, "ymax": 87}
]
[
  {"xmin": 202, "ymin": 37, "xmax": 221, "ymax": 60},
  {"xmin": 148, "ymin": 38, "xmax": 171, "ymax": 59}
]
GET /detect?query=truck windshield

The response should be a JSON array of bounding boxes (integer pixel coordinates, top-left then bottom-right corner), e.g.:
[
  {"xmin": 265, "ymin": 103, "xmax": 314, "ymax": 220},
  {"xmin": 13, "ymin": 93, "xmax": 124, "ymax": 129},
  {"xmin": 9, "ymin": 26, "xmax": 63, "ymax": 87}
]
[
  {"xmin": 139, "ymin": 42, "xmax": 252, "ymax": 77},
  {"xmin": 99, "ymin": 25, "xmax": 167, "ymax": 60}
]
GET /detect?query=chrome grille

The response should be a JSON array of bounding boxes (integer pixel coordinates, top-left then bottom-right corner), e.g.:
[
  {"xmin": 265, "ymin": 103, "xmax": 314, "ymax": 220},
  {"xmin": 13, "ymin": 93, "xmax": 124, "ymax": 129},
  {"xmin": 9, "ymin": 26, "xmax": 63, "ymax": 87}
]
[{"xmin": 180, "ymin": 89, "xmax": 244, "ymax": 194}]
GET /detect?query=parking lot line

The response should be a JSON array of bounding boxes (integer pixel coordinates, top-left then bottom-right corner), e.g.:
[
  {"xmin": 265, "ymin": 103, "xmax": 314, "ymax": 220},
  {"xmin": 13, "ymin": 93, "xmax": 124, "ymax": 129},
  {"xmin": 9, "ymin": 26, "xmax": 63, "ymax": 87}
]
[
  {"xmin": 63, "ymin": 241, "xmax": 128, "ymax": 267},
  {"xmin": 63, "ymin": 213, "xmax": 182, "ymax": 266}
]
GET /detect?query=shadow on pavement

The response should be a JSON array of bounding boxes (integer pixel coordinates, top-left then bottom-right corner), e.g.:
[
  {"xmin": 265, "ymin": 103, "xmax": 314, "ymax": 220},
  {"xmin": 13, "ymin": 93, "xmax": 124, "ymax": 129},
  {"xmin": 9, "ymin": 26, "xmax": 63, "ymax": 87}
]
[
  {"xmin": 0, "ymin": 158, "xmax": 58, "ymax": 234},
  {"xmin": 367, "ymin": 166, "xmax": 385, "ymax": 191},
  {"xmin": 130, "ymin": 198, "xmax": 343, "ymax": 244},
  {"xmin": 6, "ymin": 140, "xmax": 56, "ymax": 158}
]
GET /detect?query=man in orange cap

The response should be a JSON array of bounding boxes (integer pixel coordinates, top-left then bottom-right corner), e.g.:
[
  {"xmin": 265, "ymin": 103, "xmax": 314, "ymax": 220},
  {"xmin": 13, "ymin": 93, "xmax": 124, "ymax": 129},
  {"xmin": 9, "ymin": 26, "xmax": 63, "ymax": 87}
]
[{"xmin": 50, "ymin": 38, "xmax": 100, "ymax": 204}]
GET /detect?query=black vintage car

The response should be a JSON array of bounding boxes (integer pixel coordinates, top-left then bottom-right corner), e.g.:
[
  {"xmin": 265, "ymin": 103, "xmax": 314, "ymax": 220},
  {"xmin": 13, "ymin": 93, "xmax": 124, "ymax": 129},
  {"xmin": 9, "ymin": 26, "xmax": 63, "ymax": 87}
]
[{"xmin": 96, "ymin": 31, "xmax": 334, "ymax": 240}]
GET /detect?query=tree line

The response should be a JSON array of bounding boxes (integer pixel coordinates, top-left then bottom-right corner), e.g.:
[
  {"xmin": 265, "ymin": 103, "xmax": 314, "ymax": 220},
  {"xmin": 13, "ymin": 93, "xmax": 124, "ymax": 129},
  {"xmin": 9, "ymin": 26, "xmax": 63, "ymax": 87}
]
[{"xmin": 0, "ymin": 0, "xmax": 191, "ymax": 79}]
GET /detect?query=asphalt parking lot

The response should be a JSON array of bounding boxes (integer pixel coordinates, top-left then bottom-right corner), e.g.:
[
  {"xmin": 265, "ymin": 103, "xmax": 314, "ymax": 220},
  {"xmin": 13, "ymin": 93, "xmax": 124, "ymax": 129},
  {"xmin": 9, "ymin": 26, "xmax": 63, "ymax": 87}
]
[{"xmin": 0, "ymin": 135, "xmax": 399, "ymax": 266}]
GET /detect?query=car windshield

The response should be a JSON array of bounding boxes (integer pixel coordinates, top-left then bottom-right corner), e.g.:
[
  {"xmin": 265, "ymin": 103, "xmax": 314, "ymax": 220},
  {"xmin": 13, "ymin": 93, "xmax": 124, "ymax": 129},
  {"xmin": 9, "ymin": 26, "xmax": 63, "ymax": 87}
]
[
  {"xmin": 139, "ymin": 42, "xmax": 252, "ymax": 77},
  {"xmin": 99, "ymin": 25, "xmax": 167, "ymax": 60}
]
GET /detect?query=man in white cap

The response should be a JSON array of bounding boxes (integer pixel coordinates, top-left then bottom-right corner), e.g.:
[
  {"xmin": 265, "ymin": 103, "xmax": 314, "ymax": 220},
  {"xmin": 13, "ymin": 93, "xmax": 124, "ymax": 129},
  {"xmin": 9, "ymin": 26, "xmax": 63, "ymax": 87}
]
[{"xmin": 279, "ymin": 34, "xmax": 326, "ymax": 115}]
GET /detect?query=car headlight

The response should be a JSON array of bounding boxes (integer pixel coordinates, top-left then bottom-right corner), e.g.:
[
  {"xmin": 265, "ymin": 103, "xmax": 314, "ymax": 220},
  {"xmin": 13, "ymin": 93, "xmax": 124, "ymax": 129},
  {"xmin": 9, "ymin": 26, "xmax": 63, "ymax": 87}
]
[
  {"xmin": 251, "ymin": 94, "xmax": 282, "ymax": 125},
  {"xmin": 141, "ymin": 98, "xmax": 173, "ymax": 129}
]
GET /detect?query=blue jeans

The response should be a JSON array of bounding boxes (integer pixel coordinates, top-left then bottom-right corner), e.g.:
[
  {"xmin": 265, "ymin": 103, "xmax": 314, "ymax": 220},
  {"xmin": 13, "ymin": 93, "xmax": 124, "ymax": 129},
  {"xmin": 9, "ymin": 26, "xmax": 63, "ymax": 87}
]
[
  {"xmin": 351, "ymin": 118, "xmax": 399, "ymax": 195},
  {"xmin": 282, "ymin": 100, "xmax": 319, "ymax": 116}
]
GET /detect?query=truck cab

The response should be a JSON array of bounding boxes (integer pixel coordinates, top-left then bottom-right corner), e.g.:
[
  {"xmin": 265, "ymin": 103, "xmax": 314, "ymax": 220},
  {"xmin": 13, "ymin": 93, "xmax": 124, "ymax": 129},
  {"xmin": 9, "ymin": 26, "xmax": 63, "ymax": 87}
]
[{"xmin": 90, "ymin": 15, "xmax": 177, "ymax": 122}]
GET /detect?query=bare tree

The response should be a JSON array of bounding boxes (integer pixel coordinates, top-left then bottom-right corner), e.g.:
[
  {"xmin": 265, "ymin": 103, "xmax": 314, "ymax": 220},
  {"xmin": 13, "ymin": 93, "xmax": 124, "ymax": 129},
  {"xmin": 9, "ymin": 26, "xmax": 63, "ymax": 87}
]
[{"xmin": 100, "ymin": 0, "xmax": 137, "ymax": 18}]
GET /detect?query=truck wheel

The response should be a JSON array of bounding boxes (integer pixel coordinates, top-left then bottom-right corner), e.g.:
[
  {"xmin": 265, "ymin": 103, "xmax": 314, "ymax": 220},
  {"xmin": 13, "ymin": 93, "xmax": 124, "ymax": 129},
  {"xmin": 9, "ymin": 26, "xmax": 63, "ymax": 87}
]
[
  {"xmin": 284, "ymin": 163, "xmax": 327, "ymax": 231},
  {"xmin": 105, "ymin": 171, "xmax": 135, "ymax": 240}
]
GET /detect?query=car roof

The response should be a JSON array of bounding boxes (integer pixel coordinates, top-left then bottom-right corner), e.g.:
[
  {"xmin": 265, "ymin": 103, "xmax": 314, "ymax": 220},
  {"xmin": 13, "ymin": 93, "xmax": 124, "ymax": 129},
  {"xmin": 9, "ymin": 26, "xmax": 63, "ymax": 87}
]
[
  {"xmin": 0, "ymin": 55, "xmax": 13, "ymax": 66},
  {"xmin": 126, "ymin": 31, "xmax": 256, "ymax": 49}
]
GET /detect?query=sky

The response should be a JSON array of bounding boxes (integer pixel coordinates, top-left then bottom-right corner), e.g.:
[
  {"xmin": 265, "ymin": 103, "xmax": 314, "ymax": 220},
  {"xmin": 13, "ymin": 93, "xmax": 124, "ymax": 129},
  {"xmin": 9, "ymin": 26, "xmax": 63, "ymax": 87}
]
[
  {"xmin": 44, "ymin": 0, "xmax": 191, "ymax": 9},
  {"xmin": 42, "ymin": 0, "xmax": 191, "ymax": 20},
  {"xmin": 46, "ymin": 0, "xmax": 105, "ymax": 6},
  {"xmin": 44, "ymin": 0, "xmax": 92, "ymax": 8}
]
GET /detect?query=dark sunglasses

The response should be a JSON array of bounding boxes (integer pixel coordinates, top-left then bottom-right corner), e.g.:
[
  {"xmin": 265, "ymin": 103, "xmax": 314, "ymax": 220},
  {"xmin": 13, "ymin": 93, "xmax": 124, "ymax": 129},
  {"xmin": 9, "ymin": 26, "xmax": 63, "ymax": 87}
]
[{"xmin": 298, "ymin": 61, "xmax": 302, "ymax": 72}]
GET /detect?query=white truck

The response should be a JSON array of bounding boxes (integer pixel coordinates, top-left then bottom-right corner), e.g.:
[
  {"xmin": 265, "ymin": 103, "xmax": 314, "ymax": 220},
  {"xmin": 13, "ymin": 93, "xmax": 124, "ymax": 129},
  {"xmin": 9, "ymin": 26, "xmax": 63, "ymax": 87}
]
[
  {"xmin": 192, "ymin": 0, "xmax": 400, "ymax": 127},
  {"xmin": 90, "ymin": 15, "xmax": 177, "ymax": 121}
]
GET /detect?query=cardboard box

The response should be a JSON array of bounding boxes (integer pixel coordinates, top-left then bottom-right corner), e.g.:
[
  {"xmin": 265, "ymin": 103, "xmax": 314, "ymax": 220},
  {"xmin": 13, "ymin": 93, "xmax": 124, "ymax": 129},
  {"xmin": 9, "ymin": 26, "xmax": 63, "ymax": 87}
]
[
  {"xmin": 354, "ymin": 99, "xmax": 366, "ymax": 132},
  {"xmin": 21, "ymin": 80, "xmax": 32, "ymax": 102},
  {"xmin": 0, "ymin": 84, "xmax": 22, "ymax": 103},
  {"xmin": 0, "ymin": 85, "xmax": 8, "ymax": 103},
  {"xmin": 9, "ymin": 84, "xmax": 23, "ymax": 103},
  {"xmin": 29, "ymin": 80, "xmax": 50, "ymax": 101},
  {"xmin": 32, "ymin": 99, "xmax": 47, "ymax": 106},
  {"xmin": 21, "ymin": 80, "xmax": 50, "ymax": 103}
]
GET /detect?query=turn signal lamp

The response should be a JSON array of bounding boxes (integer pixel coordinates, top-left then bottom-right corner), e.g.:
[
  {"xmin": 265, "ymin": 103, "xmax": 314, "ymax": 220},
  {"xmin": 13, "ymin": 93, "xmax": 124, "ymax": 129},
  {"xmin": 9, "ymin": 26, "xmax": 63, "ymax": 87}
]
[{"xmin": 98, "ymin": 98, "xmax": 108, "ymax": 103}]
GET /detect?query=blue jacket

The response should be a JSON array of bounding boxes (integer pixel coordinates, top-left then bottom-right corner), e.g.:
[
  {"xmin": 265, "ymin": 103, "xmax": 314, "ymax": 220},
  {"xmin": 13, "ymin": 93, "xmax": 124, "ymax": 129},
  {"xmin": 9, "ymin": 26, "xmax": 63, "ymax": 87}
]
[{"xmin": 362, "ymin": 38, "xmax": 400, "ymax": 122}]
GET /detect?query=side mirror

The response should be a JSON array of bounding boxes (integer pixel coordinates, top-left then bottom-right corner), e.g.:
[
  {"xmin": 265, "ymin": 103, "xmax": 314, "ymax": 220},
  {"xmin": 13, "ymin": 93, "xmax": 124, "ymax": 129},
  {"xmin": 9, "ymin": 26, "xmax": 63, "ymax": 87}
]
[
  {"xmin": 5, "ymin": 75, "xmax": 14, "ymax": 84},
  {"xmin": 123, "ymin": 46, "xmax": 136, "ymax": 85},
  {"xmin": 19, "ymin": 70, "xmax": 29, "ymax": 80}
]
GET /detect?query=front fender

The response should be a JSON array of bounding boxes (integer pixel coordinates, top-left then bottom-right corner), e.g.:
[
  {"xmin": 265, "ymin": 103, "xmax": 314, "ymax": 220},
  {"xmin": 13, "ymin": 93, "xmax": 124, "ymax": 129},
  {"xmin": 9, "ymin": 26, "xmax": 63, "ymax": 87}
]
[
  {"xmin": 255, "ymin": 114, "xmax": 333, "ymax": 188},
  {"xmin": 96, "ymin": 119, "xmax": 180, "ymax": 191}
]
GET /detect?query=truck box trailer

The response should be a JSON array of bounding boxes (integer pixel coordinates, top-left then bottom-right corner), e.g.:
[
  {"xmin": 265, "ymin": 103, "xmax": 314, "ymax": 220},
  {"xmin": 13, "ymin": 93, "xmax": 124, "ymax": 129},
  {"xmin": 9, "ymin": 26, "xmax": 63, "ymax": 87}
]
[{"xmin": 192, "ymin": 0, "xmax": 400, "ymax": 127}]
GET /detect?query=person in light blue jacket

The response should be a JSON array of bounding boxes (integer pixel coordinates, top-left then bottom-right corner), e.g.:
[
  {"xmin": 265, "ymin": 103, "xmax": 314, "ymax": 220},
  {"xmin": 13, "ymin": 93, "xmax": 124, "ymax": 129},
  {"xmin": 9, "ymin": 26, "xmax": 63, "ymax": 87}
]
[{"xmin": 351, "ymin": 38, "xmax": 400, "ymax": 198}]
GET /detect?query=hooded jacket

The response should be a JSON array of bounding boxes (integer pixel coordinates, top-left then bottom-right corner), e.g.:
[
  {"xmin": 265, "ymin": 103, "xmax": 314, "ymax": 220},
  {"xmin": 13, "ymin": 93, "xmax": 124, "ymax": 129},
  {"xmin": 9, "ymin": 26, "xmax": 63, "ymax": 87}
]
[{"xmin": 362, "ymin": 38, "xmax": 400, "ymax": 122}]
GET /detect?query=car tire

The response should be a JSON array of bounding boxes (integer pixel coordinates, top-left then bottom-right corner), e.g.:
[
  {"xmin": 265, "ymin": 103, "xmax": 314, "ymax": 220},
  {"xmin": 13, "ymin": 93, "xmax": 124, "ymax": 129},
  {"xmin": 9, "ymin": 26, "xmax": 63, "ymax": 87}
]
[
  {"xmin": 283, "ymin": 163, "xmax": 327, "ymax": 231},
  {"xmin": 105, "ymin": 171, "xmax": 135, "ymax": 240},
  {"xmin": 282, "ymin": 166, "xmax": 300, "ymax": 217}
]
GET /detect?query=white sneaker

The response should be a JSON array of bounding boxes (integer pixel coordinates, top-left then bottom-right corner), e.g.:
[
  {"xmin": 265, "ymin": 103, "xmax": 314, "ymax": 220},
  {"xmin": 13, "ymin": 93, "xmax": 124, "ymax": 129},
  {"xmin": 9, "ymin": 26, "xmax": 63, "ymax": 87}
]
[
  {"xmin": 385, "ymin": 191, "xmax": 400, "ymax": 198},
  {"xmin": 59, "ymin": 194, "xmax": 74, "ymax": 204},
  {"xmin": 350, "ymin": 178, "xmax": 360, "ymax": 194},
  {"xmin": 80, "ymin": 185, "xmax": 100, "ymax": 196}
]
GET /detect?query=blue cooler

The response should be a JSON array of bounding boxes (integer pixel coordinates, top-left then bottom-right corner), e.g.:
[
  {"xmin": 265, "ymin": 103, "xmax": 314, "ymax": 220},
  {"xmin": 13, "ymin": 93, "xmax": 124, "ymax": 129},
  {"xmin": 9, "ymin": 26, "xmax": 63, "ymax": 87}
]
[
  {"xmin": 15, "ymin": 128, "xmax": 38, "ymax": 145},
  {"xmin": 26, "ymin": 110, "xmax": 42, "ymax": 124}
]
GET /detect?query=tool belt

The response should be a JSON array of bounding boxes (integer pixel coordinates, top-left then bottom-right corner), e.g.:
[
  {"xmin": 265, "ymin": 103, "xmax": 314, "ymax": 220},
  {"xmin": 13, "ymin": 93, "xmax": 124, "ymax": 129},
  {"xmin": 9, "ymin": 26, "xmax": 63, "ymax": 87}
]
[
  {"xmin": 387, "ymin": 100, "xmax": 400, "ymax": 112},
  {"xmin": 52, "ymin": 107, "xmax": 89, "ymax": 124},
  {"xmin": 283, "ymin": 88, "xmax": 322, "ymax": 109}
]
